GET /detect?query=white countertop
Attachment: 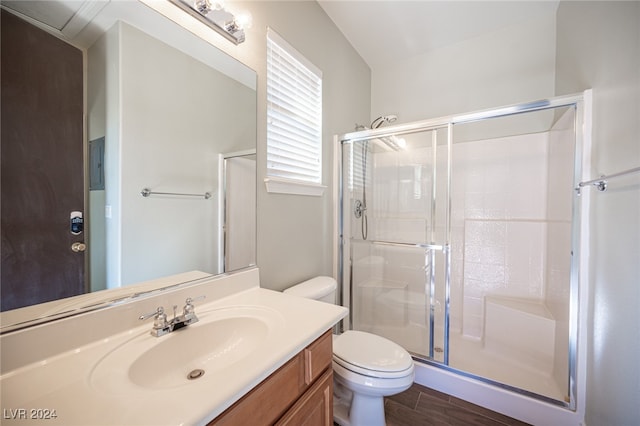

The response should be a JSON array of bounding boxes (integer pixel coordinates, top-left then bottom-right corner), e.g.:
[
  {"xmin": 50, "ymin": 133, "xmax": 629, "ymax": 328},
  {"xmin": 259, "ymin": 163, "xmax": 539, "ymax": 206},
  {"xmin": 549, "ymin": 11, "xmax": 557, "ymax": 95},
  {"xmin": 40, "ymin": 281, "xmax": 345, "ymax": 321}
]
[{"xmin": 0, "ymin": 271, "xmax": 347, "ymax": 425}]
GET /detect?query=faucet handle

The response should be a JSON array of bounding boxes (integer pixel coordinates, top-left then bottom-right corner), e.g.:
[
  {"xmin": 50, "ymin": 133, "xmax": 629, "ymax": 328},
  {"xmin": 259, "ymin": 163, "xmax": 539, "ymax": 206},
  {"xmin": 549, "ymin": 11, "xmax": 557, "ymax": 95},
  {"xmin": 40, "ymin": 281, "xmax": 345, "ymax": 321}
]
[
  {"xmin": 139, "ymin": 307, "xmax": 164, "ymax": 321},
  {"xmin": 182, "ymin": 296, "xmax": 205, "ymax": 325},
  {"xmin": 184, "ymin": 295, "xmax": 206, "ymax": 313},
  {"xmin": 139, "ymin": 307, "xmax": 168, "ymax": 329},
  {"xmin": 186, "ymin": 295, "xmax": 206, "ymax": 305}
]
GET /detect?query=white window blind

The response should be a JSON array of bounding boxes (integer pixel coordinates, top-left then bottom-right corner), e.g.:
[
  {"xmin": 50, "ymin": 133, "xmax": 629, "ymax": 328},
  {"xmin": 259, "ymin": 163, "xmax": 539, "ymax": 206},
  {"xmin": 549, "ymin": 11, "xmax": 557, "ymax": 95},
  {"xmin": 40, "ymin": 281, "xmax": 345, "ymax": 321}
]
[{"xmin": 267, "ymin": 29, "xmax": 322, "ymax": 186}]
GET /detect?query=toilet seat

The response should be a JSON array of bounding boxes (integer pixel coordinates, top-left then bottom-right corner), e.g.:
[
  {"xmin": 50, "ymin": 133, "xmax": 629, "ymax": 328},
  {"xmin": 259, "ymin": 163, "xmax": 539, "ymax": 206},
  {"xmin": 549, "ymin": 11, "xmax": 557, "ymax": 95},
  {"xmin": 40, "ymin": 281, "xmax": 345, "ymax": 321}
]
[{"xmin": 333, "ymin": 331, "xmax": 413, "ymax": 379}]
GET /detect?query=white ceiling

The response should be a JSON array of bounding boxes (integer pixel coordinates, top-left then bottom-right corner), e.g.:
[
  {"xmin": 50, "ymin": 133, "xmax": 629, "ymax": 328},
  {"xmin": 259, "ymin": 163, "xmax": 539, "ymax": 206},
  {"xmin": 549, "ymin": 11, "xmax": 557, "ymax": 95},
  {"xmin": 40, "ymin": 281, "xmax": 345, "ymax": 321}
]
[
  {"xmin": 317, "ymin": 1, "xmax": 559, "ymax": 69},
  {"xmin": 2, "ymin": 0, "xmax": 84, "ymax": 30}
]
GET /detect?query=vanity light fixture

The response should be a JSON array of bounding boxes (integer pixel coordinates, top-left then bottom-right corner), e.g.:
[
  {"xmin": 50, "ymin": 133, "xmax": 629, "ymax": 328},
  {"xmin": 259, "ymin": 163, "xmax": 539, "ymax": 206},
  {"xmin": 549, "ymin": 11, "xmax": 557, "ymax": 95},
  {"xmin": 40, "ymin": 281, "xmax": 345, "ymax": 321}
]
[{"xmin": 168, "ymin": 0, "xmax": 251, "ymax": 44}]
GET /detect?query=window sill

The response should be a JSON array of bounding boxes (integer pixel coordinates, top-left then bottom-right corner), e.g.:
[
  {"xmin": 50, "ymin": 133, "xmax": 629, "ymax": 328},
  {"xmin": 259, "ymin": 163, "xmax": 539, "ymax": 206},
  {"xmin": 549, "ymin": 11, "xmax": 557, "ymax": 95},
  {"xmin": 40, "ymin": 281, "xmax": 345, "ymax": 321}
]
[{"xmin": 264, "ymin": 177, "xmax": 326, "ymax": 197}]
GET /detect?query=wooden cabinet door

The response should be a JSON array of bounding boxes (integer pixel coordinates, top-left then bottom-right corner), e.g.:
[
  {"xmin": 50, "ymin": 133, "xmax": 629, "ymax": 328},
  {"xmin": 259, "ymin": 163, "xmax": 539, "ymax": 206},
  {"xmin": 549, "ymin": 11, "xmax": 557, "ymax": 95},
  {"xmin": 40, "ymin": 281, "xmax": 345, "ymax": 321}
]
[
  {"xmin": 276, "ymin": 369, "xmax": 333, "ymax": 426},
  {"xmin": 209, "ymin": 331, "xmax": 333, "ymax": 426},
  {"xmin": 209, "ymin": 352, "xmax": 305, "ymax": 426}
]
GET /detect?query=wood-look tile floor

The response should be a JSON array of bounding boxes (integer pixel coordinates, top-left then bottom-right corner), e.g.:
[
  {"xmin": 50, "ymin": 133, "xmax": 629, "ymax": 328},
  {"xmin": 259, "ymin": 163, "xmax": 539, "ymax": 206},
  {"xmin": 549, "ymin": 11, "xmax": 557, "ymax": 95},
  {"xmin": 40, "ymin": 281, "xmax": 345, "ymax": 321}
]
[{"xmin": 383, "ymin": 383, "xmax": 531, "ymax": 426}]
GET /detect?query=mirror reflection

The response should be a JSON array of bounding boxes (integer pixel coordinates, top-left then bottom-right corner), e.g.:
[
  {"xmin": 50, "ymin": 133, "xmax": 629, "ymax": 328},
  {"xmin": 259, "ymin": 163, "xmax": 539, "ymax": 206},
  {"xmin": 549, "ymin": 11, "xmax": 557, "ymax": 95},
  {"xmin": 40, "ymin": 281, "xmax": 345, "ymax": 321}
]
[{"xmin": 1, "ymin": 0, "xmax": 257, "ymax": 324}]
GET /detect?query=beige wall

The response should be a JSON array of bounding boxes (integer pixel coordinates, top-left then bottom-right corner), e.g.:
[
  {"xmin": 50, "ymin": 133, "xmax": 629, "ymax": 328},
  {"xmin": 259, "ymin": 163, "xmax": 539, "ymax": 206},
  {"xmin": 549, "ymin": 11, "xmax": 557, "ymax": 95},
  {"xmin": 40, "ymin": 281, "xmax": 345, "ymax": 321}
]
[{"xmin": 555, "ymin": 2, "xmax": 640, "ymax": 425}]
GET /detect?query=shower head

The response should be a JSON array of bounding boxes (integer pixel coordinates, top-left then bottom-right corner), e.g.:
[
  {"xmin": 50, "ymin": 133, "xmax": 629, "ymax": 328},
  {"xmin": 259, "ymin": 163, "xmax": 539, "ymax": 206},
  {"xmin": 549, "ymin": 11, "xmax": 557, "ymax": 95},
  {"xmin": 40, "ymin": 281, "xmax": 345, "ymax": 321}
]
[{"xmin": 370, "ymin": 115, "xmax": 398, "ymax": 129}]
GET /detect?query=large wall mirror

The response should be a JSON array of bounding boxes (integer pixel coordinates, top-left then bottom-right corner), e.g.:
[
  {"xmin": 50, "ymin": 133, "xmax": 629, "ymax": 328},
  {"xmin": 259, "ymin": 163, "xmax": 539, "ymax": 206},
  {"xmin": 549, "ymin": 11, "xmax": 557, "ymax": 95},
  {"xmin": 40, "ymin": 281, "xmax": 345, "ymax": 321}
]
[{"xmin": 1, "ymin": 0, "xmax": 257, "ymax": 330}]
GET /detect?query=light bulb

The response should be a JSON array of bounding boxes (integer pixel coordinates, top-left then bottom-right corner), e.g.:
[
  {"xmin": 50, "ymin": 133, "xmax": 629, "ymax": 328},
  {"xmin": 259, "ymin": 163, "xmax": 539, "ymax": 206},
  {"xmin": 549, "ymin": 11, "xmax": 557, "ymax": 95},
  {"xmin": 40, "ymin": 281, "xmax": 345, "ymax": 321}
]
[
  {"xmin": 194, "ymin": 0, "xmax": 224, "ymax": 14},
  {"xmin": 233, "ymin": 11, "xmax": 252, "ymax": 30},
  {"xmin": 194, "ymin": 0, "xmax": 211, "ymax": 14}
]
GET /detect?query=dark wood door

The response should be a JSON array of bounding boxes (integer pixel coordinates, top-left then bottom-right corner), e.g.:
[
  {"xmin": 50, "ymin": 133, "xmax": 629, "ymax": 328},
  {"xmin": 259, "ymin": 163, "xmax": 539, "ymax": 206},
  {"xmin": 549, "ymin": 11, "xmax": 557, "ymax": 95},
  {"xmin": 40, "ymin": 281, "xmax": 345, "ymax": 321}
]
[{"xmin": 1, "ymin": 10, "xmax": 85, "ymax": 311}]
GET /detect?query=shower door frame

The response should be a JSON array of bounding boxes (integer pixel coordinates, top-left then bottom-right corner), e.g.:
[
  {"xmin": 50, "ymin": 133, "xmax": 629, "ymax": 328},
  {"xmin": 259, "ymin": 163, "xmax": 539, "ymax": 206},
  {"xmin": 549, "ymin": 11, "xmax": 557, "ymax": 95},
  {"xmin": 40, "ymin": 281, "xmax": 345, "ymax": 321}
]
[
  {"xmin": 336, "ymin": 92, "xmax": 589, "ymax": 410},
  {"xmin": 217, "ymin": 149, "xmax": 257, "ymax": 273}
]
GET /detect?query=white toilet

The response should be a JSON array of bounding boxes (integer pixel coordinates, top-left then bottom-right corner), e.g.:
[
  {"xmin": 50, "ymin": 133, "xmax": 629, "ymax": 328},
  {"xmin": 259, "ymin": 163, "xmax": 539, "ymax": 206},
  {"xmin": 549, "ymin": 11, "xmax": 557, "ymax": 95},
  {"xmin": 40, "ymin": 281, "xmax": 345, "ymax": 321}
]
[{"xmin": 284, "ymin": 276, "xmax": 415, "ymax": 426}]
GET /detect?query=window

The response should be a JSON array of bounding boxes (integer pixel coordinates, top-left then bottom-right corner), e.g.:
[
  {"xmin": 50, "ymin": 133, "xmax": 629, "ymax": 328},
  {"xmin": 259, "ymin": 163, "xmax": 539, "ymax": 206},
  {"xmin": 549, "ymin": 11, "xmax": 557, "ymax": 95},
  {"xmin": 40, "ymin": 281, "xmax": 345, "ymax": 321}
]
[{"xmin": 266, "ymin": 28, "xmax": 324, "ymax": 196}]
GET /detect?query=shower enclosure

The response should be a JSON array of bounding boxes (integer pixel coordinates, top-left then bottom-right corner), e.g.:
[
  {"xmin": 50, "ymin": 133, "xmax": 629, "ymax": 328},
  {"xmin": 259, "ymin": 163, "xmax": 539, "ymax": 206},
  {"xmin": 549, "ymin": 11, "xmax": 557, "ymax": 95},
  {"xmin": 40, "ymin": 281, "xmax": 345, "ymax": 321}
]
[{"xmin": 338, "ymin": 93, "xmax": 588, "ymax": 409}]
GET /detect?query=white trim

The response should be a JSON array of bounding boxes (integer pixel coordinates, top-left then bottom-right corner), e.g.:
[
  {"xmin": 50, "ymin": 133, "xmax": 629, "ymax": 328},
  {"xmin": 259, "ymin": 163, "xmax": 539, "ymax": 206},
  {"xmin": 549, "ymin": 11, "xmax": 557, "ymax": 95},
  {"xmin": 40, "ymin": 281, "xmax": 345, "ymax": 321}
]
[
  {"xmin": 574, "ymin": 88, "xmax": 592, "ymax": 424},
  {"xmin": 264, "ymin": 177, "xmax": 326, "ymax": 197},
  {"xmin": 332, "ymin": 135, "xmax": 340, "ymax": 279},
  {"xmin": 61, "ymin": 0, "xmax": 110, "ymax": 40},
  {"xmin": 217, "ymin": 154, "xmax": 225, "ymax": 273}
]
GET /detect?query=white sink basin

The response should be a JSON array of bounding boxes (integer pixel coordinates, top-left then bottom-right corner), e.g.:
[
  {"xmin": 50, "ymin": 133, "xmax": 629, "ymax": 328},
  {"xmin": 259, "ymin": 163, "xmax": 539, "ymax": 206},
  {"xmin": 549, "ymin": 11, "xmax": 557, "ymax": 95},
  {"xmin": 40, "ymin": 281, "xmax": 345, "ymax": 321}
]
[{"xmin": 89, "ymin": 306, "xmax": 284, "ymax": 393}]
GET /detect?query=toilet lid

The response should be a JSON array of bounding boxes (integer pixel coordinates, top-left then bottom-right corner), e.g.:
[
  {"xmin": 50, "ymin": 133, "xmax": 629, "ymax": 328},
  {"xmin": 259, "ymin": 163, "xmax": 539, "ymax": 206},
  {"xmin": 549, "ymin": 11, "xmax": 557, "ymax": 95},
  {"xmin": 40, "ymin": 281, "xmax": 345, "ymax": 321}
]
[{"xmin": 333, "ymin": 331, "xmax": 413, "ymax": 379}]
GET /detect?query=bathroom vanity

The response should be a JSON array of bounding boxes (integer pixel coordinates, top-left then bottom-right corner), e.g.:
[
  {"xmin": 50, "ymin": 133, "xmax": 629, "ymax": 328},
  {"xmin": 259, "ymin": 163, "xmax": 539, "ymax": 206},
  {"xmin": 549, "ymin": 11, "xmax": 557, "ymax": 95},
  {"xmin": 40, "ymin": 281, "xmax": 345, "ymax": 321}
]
[{"xmin": 0, "ymin": 268, "xmax": 347, "ymax": 425}]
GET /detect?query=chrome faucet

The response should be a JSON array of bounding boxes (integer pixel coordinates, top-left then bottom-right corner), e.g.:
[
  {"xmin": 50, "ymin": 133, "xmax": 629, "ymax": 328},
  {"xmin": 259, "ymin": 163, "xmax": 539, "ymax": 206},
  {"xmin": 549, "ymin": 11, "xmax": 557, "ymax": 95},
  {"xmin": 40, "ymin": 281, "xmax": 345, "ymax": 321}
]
[{"xmin": 139, "ymin": 296, "xmax": 206, "ymax": 337}]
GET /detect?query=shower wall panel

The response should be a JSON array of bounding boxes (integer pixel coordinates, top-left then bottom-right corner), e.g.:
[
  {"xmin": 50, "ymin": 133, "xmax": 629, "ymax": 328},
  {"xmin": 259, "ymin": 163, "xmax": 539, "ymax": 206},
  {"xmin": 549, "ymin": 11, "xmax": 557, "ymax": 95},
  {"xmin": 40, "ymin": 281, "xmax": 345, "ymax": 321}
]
[
  {"xmin": 449, "ymin": 132, "xmax": 550, "ymax": 337},
  {"xmin": 462, "ymin": 219, "xmax": 547, "ymax": 339}
]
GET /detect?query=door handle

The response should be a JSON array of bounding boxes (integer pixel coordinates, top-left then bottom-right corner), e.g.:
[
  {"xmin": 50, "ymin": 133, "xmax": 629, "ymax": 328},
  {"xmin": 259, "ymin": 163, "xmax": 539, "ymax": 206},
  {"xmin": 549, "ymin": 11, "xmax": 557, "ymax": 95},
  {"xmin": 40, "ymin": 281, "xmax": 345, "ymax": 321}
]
[{"xmin": 71, "ymin": 242, "xmax": 86, "ymax": 252}]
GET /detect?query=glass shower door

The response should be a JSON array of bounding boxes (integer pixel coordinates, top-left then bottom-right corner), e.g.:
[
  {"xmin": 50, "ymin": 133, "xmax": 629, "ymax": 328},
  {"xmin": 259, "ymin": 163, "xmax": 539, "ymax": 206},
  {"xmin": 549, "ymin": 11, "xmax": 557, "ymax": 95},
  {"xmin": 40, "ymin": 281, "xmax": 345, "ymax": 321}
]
[{"xmin": 341, "ymin": 126, "xmax": 450, "ymax": 361}]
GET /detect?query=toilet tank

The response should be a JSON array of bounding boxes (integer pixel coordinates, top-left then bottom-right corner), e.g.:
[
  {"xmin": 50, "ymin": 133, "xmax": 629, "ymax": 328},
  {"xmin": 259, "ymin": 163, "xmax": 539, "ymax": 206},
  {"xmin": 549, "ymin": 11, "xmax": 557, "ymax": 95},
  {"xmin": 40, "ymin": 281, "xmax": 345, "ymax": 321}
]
[{"xmin": 283, "ymin": 276, "xmax": 337, "ymax": 304}]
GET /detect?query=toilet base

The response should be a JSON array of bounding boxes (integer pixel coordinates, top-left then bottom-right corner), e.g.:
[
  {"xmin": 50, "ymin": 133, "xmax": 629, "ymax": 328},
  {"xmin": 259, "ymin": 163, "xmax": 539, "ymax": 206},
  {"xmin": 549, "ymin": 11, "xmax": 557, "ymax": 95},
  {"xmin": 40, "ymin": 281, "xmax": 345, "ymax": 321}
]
[
  {"xmin": 333, "ymin": 380, "xmax": 352, "ymax": 426},
  {"xmin": 333, "ymin": 381, "xmax": 387, "ymax": 426},
  {"xmin": 333, "ymin": 397, "xmax": 351, "ymax": 426}
]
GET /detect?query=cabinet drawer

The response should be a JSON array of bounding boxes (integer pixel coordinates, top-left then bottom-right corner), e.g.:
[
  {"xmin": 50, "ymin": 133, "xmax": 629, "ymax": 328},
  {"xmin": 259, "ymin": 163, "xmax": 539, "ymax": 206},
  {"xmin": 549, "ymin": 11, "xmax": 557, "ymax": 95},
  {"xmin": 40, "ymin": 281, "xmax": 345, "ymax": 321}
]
[{"xmin": 304, "ymin": 330, "xmax": 332, "ymax": 385}]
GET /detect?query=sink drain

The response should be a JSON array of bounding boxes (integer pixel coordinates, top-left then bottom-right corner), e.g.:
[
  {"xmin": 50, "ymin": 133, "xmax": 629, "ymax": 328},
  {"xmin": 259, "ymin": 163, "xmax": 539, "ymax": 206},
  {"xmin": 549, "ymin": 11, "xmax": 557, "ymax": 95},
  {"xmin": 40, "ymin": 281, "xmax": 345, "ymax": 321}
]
[{"xmin": 187, "ymin": 369, "xmax": 205, "ymax": 380}]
